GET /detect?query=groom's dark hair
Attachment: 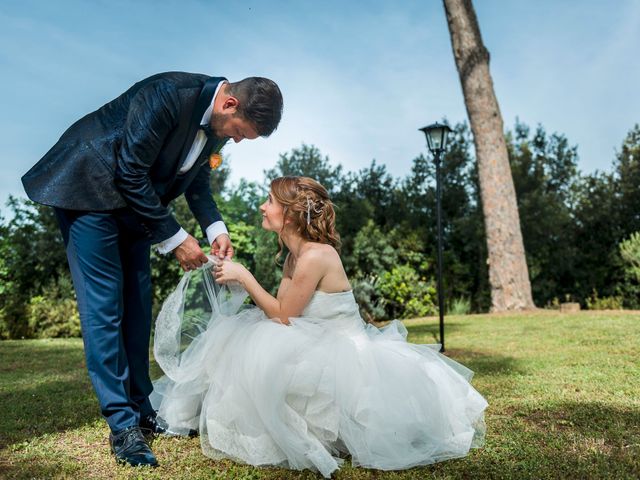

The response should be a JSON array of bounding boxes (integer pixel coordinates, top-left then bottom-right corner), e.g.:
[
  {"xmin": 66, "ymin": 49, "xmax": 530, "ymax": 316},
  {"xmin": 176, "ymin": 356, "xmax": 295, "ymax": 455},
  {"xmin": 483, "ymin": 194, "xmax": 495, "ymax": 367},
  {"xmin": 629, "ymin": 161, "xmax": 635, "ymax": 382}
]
[{"xmin": 228, "ymin": 77, "xmax": 283, "ymax": 137}]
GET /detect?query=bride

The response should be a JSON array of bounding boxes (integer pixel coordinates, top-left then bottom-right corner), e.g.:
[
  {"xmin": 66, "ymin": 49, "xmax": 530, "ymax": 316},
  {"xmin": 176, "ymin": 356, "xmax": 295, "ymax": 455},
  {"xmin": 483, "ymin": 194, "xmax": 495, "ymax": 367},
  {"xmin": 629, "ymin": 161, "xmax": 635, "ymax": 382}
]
[{"xmin": 151, "ymin": 176, "xmax": 487, "ymax": 478}]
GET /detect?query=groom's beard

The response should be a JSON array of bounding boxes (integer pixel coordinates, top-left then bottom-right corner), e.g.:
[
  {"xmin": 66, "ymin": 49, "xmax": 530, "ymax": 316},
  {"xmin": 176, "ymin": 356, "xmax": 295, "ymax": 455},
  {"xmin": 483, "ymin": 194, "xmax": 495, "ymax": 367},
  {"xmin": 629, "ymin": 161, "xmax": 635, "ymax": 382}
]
[{"xmin": 210, "ymin": 112, "xmax": 230, "ymax": 140}]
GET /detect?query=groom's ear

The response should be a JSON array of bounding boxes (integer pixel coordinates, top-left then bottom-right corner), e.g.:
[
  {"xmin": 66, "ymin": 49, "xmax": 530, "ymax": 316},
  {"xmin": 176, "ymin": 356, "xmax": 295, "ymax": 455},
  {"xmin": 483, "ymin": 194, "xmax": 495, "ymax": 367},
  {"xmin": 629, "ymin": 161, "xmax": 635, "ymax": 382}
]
[{"xmin": 222, "ymin": 96, "xmax": 239, "ymax": 114}]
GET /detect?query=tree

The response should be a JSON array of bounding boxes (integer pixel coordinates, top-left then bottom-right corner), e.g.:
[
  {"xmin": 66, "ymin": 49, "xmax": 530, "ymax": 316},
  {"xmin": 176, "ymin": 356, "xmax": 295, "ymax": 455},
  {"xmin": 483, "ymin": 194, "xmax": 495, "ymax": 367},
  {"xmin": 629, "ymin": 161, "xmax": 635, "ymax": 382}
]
[
  {"xmin": 571, "ymin": 172, "xmax": 621, "ymax": 302},
  {"xmin": 614, "ymin": 124, "xmax": 640, "ymax": 238},
  {"xmin": 401, "ymin": 124, "xmax": 489, "ymax": 311},
  {"xmin": 618, "ymin": 232, "xmax": 640, "ymax": 309},
  {"xmin": 0, "ymin": 197, "xmax": 71, "ymax": 338},
  {"xmin": 508, "ymin": 123, "xmax": 580, "ymax": 306},
  {"xmin": 443, "ymin": 0, "xmax": 535, "ymax": 311},
  {"xmin": 264, "ymin": 144, "xmax": 344, "ymax": 195}
]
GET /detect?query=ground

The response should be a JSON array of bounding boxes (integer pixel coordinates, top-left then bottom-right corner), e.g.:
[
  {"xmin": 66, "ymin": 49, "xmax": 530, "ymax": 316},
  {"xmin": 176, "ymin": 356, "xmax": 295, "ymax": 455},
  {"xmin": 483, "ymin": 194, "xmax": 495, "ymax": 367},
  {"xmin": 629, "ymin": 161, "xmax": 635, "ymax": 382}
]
[{"xmin": 1, "ymin": 310, "xmax": 639, "ymax": 479}]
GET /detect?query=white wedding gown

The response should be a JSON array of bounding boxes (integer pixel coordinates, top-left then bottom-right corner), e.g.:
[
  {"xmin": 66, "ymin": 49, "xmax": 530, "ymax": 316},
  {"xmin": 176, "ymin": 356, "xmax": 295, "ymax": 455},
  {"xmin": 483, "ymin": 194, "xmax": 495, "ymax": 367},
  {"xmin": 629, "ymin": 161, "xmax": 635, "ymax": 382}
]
[{"xmin": 151, "ymin": 263, "xmax": 487, "ymax": 478}]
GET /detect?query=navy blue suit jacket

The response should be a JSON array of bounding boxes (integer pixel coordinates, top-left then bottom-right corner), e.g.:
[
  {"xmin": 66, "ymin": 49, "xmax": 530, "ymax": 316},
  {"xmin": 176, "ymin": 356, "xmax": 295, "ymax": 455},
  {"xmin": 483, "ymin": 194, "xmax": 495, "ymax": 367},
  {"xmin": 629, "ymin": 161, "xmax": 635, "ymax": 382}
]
[{"xmin": 22, "ymin": 72, "xmax": 228, "ymax": 243}]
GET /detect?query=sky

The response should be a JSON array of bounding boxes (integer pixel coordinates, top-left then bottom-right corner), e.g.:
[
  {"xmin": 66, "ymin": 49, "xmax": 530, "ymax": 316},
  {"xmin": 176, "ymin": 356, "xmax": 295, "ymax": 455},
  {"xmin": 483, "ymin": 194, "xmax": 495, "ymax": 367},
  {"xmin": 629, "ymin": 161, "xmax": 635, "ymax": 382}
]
[{"xmin": 1, "ymin": 0, "xmax": 639, "ymax": 215}]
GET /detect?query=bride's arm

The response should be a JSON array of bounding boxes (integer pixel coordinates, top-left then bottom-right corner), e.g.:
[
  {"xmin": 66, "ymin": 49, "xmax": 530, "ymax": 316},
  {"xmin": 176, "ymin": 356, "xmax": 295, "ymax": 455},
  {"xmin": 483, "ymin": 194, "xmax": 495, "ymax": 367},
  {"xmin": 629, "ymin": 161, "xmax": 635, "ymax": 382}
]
[
  {"xmin": 276, "ymin": 253, "xmax": 294, "ymax": 300},
  {"xmin": 215, "ymin": 251, "xmax": 326, "ymax": 324}
]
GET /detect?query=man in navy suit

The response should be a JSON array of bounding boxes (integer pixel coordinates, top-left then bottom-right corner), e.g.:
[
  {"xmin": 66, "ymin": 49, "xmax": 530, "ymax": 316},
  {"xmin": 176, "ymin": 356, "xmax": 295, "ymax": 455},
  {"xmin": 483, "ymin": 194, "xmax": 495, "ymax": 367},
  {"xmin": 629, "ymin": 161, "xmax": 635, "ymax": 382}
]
[{"xmin": 21, "ymin": 72, "xmax": 283, "ymax": 467}]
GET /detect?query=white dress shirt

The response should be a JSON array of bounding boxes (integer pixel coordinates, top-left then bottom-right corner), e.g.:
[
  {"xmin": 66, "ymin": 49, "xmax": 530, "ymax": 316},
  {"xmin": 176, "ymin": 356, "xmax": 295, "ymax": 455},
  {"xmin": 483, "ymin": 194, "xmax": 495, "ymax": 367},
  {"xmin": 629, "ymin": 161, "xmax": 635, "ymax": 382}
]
[{"xmin": 156, "ymin": 81, "xmax": 228, "ymax": 254}]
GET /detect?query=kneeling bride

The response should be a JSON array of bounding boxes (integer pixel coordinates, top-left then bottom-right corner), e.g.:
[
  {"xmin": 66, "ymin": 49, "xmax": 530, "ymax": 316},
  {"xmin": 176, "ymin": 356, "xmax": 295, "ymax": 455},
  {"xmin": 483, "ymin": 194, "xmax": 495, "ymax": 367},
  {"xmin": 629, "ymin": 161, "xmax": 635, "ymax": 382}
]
[{"xmin": 151, "ymin": 176, "xmax": 487, "ymax": 478}]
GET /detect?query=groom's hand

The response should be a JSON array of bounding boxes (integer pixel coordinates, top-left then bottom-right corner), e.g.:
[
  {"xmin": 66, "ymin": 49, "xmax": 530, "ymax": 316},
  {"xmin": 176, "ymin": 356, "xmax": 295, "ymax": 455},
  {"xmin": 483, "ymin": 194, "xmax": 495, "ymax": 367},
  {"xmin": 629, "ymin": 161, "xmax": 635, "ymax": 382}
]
[
  {"xmin": 212, "ymin": 234, "xmax": 234, "ymax": 260},
  {"xmin": 174, "ymin": 234, "xmax": 209, "ymax": 272}
]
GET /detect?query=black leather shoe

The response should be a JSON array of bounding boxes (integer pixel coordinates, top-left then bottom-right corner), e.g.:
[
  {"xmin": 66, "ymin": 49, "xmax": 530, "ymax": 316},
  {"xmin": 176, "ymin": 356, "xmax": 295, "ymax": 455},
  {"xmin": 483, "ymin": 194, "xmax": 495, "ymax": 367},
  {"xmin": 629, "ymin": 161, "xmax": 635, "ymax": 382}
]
[
  {"xmin": 140, "ymin": 413, "xmax": 167, "ymax": 435},
  {"xmin": 140, "ymin": 413, "xmax": 198, "ymax": 438},
  {"xmin": 109, "ymin": 426, "xmax": 158, "ymax": 467}
]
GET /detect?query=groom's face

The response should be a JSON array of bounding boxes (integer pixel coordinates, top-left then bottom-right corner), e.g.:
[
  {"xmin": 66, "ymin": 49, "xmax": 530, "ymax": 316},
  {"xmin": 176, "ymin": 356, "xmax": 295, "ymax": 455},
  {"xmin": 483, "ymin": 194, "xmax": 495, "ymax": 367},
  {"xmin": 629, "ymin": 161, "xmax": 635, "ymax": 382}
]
[
  {"xmin": 211, "ymin": 113, "xmax": 258, "ymax": 143},
  {"xmin": 211, "ymin": 94, "xmax": 259, "ymax": 143}
]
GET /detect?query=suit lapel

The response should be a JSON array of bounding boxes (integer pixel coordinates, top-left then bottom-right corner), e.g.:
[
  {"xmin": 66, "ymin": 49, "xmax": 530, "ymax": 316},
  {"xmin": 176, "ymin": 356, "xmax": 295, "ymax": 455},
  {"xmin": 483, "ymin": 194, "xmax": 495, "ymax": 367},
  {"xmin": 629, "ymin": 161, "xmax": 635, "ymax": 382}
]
[
  {"xmin": 165, "ymin": 134, "xmax": 228, "ymax": 201},
  {"xmin": 176, "ymin": 76, "xmax": 227, "ymax": 171}
]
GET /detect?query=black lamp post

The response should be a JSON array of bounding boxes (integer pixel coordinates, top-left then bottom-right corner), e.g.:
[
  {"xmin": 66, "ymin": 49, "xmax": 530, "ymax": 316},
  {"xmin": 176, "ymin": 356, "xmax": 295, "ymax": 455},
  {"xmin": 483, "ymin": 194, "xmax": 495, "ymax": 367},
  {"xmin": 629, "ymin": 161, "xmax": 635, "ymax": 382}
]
[{"xmin": 419, "ymin": 122, "xmax": 452, "ymax": 352}]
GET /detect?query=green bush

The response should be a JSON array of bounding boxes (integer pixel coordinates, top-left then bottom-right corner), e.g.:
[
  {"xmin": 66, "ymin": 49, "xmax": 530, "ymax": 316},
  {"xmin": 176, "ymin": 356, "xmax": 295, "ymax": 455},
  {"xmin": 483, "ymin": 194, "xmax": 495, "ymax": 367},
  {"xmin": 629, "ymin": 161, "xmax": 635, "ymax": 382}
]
[
  {"xmin": 26, "ymin": 277, "xmax": 80, "ymax": 338},
  {"xmin": 586, "ymin": 289, "xmax": 623, "ymax": 311},
  {"xmin": 378, "ymin": 264, "xmax": 437, "ymax": 319},
  {"xmin": 27, "ymin": 296, "xmax": 80, "ymax": 338},
  {"xmin": 448, "ymin": 297, "xmax": 471, "ymax": 315},
  {"xmin": 619, "ymin": 232, "xmax": 640, "ymax": 281},
  {"xmin": 617, "ymin": 232, "xmax": 640, "ymax": 309},
  {"xmin": 352, "ymin": 276, "xmax": 386, "ymax": 323},
  {"xmin": 349, "ymin": 220, "xmax": 398, "ymax": 277}
]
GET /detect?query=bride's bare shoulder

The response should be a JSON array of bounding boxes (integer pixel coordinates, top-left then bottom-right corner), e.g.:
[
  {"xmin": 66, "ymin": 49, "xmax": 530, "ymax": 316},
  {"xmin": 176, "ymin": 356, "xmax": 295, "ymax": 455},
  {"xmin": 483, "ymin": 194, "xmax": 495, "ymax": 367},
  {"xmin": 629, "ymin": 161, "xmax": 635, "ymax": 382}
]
[
  {"xmin": 297, "ymin": 243, "xmax": 343, "ymax": 274},
  {"xmin": 301, "ymin": 242, "xmax": 341, "ymax": 260}
]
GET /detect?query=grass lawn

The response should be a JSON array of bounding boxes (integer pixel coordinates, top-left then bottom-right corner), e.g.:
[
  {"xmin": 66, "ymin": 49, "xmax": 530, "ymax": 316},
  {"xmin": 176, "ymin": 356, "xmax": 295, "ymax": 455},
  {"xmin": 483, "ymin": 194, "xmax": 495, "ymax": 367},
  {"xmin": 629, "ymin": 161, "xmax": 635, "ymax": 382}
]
[{"xmin": 1, "ymin": 310, "xmax": 639, "ymax": 479}]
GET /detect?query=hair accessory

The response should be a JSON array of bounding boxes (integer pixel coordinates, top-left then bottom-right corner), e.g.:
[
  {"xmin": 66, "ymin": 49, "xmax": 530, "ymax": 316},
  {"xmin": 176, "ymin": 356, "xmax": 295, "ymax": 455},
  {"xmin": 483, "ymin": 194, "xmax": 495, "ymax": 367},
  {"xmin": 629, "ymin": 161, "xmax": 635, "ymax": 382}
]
[{"xmin": 305, "ymin": 197, "xmax": 325, "ymax": 225}]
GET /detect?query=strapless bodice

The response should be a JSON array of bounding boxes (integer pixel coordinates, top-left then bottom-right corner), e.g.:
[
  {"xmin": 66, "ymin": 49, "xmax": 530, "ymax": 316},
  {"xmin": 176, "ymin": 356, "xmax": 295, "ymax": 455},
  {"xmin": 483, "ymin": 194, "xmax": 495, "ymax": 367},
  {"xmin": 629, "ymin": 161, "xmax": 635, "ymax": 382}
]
[{"xmin": 297, "ymin": 290, "xmax": 363, "ymax": 331}]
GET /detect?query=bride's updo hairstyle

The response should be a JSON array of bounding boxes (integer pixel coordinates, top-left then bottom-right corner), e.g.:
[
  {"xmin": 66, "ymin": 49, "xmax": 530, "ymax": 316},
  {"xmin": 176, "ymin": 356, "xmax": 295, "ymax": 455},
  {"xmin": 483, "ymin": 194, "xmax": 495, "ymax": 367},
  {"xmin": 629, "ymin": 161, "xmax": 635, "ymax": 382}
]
[{"xmin": 270, "ymin": 176, "xmax": 341, "ymax": 252}]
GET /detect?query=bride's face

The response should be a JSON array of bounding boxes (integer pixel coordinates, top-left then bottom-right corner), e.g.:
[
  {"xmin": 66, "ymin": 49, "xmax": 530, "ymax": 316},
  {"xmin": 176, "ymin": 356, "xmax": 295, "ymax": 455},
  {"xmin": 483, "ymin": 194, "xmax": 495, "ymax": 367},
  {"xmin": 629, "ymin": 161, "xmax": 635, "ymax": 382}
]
[{"xmin": 260, "ymin": 191, "xmax": 286, "ymax": 232}]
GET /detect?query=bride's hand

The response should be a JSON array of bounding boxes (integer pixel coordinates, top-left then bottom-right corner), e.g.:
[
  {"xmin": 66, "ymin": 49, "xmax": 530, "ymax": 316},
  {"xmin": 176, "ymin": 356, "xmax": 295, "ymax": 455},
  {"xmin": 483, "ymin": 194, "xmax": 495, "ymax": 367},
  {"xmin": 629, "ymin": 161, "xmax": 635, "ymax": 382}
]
[{"xmin": 214, "ymin": 259, "xmax": 248, "ymax": 285}]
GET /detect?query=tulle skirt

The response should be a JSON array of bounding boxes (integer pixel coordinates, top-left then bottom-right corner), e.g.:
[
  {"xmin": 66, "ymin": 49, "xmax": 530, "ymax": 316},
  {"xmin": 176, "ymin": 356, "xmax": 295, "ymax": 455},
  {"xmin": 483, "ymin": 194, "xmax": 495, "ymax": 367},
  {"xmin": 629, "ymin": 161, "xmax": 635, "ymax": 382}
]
[{"xmin": 151, "ymin": 287, "xmax": 487, "ymax": 478}]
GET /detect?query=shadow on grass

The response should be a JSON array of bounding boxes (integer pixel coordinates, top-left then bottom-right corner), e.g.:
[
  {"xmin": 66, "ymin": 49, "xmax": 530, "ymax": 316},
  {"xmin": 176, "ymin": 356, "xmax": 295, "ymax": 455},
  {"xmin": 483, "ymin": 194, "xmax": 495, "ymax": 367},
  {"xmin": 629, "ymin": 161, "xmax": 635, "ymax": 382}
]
[
  {"xmin": 0, "ymin": 460, "xmax": 74, "ymax": 480},
  {"xmin": 400, "ymin": 402, "xmax": 640, "ymax": 480},
  {"xmin": 0, "ymin": 340, "xmax": 100, "ymax": 449},
  {"xmin": 0, "ymin": 340, "xmax": 85, "ymax": 376},
  {"xmin": 445, "ymin": 348, "xmax": 527, "ymax": 377},
  {"xmin": 520, "ymin": 400, "xmax": 640, "ymax": 443},
  {"xmin": 451, "ymin": 401, "xmax": 640, "ymax": 479},
  {"xmin": 0, "ymin": 379, "xmax": 101, "ymax": 448},
  {"xmin": 406, "ymin": 321, "xmax": 466, "ymax": 343},
  {"xmin": 403, "ymin": 321, "xmax": 526, "ymax": 379},
  {"xmin": 427, "ymin": 445, "xmax": 640, "ymax": 480}
]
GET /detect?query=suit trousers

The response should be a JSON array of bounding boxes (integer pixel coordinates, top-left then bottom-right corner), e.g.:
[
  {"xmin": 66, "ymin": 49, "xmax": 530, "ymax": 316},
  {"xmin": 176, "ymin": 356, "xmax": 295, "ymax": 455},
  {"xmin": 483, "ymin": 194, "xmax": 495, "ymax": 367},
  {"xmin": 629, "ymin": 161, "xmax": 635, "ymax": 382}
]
[{"xmin": 55, "ymin": 207, "xmax": 154, "ymax": 432}]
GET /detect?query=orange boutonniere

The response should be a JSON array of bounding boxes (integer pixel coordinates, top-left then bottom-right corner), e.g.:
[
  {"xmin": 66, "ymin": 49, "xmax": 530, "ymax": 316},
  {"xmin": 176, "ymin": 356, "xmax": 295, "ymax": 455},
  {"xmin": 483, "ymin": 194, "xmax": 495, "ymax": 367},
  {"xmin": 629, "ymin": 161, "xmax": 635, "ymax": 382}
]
[{"xmin": 209, "ymin": 152, "xmax": 223, "ymax": 170}]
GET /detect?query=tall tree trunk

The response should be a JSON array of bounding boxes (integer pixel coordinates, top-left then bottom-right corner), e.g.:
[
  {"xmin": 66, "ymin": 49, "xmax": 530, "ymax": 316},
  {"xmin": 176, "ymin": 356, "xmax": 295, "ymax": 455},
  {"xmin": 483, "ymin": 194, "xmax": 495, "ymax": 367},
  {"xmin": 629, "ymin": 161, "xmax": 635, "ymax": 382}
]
[{"xmin": 443, "ymin": 0, "xmax": 535, "ymax": 311}]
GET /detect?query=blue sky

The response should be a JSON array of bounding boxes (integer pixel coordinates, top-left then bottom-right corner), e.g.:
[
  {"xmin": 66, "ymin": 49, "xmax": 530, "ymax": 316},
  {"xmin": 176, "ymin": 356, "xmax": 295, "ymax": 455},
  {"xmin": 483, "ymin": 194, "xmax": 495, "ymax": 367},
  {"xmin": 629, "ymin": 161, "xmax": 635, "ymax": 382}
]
[{"xmin": 1, "ymin": 0, "xmax": 639, "ymax": 214}]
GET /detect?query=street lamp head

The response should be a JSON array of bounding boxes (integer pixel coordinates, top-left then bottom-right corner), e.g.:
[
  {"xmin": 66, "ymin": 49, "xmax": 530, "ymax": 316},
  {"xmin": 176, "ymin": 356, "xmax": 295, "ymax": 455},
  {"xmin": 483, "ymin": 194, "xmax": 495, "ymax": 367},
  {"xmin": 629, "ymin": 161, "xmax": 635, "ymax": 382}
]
[{"xmin": 419, "ymin": 122, "xmax": 453, "ymax": 155}]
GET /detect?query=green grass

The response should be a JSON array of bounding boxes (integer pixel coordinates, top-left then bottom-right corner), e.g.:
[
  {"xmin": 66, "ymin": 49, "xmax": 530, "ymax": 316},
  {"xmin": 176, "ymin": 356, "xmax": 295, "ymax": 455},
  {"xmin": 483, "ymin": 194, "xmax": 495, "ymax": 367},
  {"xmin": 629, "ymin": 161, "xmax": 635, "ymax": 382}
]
[{"xmin": 1, "ymin": 310, "xmax": 639, "ymax": 479}]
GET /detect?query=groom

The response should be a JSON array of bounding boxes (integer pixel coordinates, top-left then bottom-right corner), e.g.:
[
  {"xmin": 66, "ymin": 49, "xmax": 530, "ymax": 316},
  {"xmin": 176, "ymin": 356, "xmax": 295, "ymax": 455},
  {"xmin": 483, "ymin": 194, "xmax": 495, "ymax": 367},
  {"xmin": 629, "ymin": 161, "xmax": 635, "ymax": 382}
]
[{"xmin": 21, "ymin": 72, "xmax": 283, "ymax": 467}]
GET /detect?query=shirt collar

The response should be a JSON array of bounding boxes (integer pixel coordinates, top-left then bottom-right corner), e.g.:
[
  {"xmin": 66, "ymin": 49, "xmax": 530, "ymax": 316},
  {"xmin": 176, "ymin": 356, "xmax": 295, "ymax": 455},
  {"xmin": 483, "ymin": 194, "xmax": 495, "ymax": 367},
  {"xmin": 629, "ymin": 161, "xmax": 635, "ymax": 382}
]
[{"xmin": 200, "ymin": 81, "xmax": 226, "ymax": 126}]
